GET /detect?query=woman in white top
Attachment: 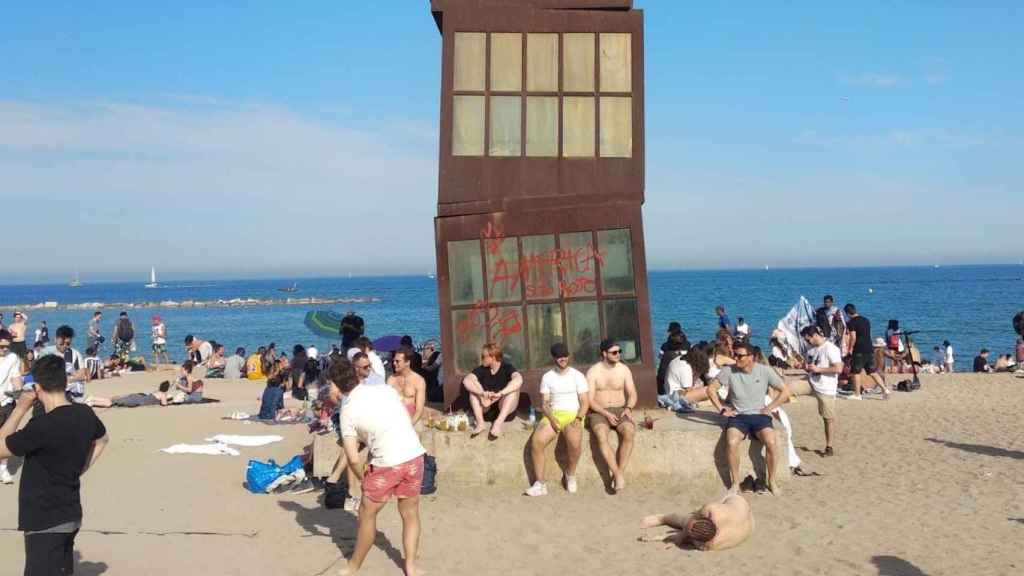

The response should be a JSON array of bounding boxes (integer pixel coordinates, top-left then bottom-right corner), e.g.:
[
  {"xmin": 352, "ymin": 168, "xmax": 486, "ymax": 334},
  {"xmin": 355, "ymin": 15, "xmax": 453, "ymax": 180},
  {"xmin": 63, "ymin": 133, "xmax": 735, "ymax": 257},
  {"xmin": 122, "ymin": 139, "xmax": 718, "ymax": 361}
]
[{"xmin": 524, "ymin": 343, "xmax": 589, "ymax": 497}]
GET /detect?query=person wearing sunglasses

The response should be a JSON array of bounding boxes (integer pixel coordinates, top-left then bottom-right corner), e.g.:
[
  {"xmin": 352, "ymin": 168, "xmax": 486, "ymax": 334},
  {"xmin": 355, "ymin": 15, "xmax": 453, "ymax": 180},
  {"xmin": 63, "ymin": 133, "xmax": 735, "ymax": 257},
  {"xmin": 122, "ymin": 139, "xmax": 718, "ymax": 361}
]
[
  {"xmin": 0, "ymin": 329, "xmax": 24, "ymax": 484},
  {"xmin": 706, "ymin": 340, "xmax": 792, "ymax": 495},
  {"xmin": 586, "ymin": 338, "xmax": 638, "ymax": 493}
]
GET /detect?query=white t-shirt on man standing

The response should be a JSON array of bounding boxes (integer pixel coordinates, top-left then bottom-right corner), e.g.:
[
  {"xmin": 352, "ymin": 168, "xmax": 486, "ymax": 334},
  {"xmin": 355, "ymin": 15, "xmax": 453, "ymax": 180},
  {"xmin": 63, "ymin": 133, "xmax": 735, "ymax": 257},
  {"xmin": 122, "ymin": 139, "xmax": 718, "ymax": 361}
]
[
  {"xmin": 539, "ymin": 367, "xmax": 588, "ymax": 412},
  {"xmin": 806, "ymin": 340, "xmax": 842, "ymax": 396},
  {"xmin": 340, "ymin": 384, "xmax": 425, "ymax": 467}
]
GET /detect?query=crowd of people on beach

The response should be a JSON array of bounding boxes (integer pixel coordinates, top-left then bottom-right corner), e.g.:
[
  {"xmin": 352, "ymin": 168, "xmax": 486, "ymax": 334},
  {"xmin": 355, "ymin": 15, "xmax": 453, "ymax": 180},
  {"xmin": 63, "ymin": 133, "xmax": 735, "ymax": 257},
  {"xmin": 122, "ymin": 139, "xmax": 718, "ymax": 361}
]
[{"xmin": 3, "ymin": 301, "xmax": 1023, "ymax": 574}]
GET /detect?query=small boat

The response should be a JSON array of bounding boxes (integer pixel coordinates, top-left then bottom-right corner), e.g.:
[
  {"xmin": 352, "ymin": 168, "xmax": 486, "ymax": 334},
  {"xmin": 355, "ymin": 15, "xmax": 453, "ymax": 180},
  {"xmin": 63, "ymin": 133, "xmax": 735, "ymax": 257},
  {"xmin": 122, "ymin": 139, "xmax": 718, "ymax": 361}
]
[
  {"xmin": 145, "ymin": 267, "xmax": 159, "ymax": 289},
  {"xmin": 278, "ymin": 282, "xmax": 298, "ymax": 293},
  {"xmin": 69, "ymin": 272, "xmax": 82, "ymax": 288}
]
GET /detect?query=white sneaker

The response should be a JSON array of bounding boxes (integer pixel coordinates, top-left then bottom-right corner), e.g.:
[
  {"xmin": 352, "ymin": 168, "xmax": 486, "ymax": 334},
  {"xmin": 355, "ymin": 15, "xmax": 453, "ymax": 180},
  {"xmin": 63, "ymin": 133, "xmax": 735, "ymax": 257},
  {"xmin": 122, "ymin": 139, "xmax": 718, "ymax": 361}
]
[
  {"xmin": 343, "ymin": 496, "xmax": 360, "ymax": 512},
  {"xmin": 0, "ymin": 468, "xmax": 12, "ymax": 484},
  {"xmin": 524, "ymin": 481, "xmax": 548, "ymax": 497},
  {"xmin": 847, "ymin": 395, "xmax": 863, "ymax": 401},
  {"xmin": 564, "ymin": 475, "xmax": 578, "ymax": 494}
]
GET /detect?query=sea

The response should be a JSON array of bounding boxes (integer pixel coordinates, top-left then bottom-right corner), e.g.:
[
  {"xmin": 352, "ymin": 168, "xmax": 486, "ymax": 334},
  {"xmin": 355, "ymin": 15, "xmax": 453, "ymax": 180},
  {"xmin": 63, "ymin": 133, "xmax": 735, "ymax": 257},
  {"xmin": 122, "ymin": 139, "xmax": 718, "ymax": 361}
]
[{"xmin": 1, "ymin": 265, "xmax": 1020, "ymax": 372}]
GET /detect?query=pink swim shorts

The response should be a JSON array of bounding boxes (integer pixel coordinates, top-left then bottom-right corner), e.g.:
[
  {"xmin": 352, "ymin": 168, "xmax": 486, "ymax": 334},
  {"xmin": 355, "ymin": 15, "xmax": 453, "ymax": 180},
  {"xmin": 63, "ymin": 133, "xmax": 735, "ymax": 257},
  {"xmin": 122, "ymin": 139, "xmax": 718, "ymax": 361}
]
[{"xmin": 362, "ymin": 454, "xmax": 425, "ymax": 503}]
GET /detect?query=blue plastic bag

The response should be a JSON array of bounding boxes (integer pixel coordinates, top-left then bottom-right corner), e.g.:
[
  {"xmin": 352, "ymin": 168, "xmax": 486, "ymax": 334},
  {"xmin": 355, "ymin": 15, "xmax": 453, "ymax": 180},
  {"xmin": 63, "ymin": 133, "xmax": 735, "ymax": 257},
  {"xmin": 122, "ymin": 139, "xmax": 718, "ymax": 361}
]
[
  {"xmin": 246, "ymin": 459, "xmax": 282, "ymax": 494},
  {"xmin": 281, "ymin": 455, "xmax": 304, "ymax": 475}
]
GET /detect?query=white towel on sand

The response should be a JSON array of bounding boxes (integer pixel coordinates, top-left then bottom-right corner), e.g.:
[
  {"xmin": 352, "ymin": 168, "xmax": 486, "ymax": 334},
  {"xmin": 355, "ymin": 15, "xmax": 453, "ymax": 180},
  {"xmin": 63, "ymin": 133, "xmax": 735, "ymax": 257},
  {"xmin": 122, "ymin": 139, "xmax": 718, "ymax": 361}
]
[
  {"xmin": 161, "ymin": 443, "xmax": 240, "ymax": 456},
  {"xmin": 205, "ymin": 434, "xmax": 283, "ymax": 447}
]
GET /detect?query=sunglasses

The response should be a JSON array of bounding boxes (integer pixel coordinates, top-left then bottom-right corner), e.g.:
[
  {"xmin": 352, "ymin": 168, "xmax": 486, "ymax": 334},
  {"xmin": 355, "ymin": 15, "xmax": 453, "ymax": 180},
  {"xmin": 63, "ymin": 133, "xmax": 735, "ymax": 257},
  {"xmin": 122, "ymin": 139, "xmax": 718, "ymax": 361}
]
[
  {"xmin": 606, "ymin": 349, "xmax": 621, "ymax": 355},
  {"xmin": 734, "ymin": 352, "xmax": 751, "ymax": 358}
]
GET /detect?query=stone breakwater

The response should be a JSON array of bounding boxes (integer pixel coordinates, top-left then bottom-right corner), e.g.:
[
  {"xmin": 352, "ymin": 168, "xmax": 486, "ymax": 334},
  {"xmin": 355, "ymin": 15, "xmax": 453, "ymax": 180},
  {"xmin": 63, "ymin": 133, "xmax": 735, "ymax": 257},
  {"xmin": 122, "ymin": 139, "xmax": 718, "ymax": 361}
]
[{"xmin": 0, "ymin": 296, "xmax": 381, "ymax": 312}]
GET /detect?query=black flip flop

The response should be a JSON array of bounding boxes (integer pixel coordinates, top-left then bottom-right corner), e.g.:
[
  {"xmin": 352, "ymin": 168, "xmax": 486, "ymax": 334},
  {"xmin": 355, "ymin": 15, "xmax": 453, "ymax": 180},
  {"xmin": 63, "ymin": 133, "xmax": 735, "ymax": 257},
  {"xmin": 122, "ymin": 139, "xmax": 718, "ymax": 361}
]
[{"xmin": 488, "ymin": 432, "xmax": 500, "ymax": 441}]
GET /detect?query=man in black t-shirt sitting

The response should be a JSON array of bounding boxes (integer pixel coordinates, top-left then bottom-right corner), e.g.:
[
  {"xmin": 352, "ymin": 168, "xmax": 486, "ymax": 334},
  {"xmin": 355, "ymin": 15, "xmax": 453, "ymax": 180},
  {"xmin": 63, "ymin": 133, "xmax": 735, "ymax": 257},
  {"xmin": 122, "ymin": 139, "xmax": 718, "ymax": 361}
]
[
  {"xmin": 462, "ymin": 342, "xmax": 523, "ymax": 440},
  {"xmin": 973, "ymin": 349, "xmax": 993, "ymax": 373},
  {"xmin": 0, "ymin": 354, "xmax": 109, "ymax": 576}
]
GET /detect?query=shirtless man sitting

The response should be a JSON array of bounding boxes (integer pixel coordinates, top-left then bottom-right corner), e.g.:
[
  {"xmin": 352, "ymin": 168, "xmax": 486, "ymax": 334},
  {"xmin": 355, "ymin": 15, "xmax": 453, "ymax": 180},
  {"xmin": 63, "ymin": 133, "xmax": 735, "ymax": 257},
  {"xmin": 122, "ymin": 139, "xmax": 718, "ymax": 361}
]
[
  {"xmin": 388, "ymin": 345, "xmax": 426, "ymax": 425},
  {"xmin": 640, "ymin": 493, "xmax": 753, "ymax": 551},
  {"xmin": 586, "ymin": 338, "xmax": 637, "ymax": 493}
]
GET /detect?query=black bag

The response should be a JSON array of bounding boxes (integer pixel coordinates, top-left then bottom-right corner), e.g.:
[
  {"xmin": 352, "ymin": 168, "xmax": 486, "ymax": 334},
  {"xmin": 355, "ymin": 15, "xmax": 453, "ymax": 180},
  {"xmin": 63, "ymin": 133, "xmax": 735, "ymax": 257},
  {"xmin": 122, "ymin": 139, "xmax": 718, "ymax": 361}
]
[
  {"xmin": 324, "ymin": 480, "xmax": 349, "ymax": 509},
  {"xmin": 1014, "ymin": 311, "xmax": 1024, "ymax": 337},
  {"xmin": 896, "ymin": 378, "xmax": 921, "ymax": 392},
  {"xmin": 117, "ymin": 318, "xmax": 134, "ymax": 342},
  {"xmin": 420, "ymin": 454, "xmax": 437, "ymax": 495}
]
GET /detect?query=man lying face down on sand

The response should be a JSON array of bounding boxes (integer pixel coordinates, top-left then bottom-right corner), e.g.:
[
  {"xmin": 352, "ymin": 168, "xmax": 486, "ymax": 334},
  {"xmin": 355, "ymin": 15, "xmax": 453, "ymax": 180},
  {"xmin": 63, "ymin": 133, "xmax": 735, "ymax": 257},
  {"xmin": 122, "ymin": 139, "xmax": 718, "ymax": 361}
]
[{"xmin": 640, "ymin": 493, "xmax": 753, "ymax": 551}]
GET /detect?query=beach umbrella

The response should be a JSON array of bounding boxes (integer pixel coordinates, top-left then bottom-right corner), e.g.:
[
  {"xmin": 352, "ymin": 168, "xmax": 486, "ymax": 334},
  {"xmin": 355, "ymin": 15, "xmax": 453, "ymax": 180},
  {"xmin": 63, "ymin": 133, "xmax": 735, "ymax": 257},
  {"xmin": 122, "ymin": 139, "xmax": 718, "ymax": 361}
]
[
  {"xmin": 372, "ymin": 335, "xmax": 403, "ymax": 352},
  {"xmin": 304, "ymin": 310, "xmax": 342, "ymax": 339}
]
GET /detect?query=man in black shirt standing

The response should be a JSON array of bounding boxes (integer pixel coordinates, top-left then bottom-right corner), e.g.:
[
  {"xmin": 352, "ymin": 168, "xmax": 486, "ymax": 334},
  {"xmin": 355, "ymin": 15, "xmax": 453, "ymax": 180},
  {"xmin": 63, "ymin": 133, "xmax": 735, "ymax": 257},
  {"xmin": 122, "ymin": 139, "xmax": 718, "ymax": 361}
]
[
  {"xmin": 339, "ymin": 310, "xmax": 365, "ymax": 350},
  {"xmin": 0, "ymin": 354, "xmax": 109, "ymax": 575},
  {"xmin": 843, "ymin": 304, "xmax": 891, "ymax": 400}
]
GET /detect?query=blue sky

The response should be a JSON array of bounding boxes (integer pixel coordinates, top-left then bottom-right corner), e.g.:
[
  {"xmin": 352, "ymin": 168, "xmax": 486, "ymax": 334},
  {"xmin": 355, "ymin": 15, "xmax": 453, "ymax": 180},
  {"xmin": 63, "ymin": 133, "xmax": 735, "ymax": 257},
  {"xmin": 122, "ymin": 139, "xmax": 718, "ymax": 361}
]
[{"xmin": 1, "ymin": 1, "xmax": 1021, "ymax": 282}]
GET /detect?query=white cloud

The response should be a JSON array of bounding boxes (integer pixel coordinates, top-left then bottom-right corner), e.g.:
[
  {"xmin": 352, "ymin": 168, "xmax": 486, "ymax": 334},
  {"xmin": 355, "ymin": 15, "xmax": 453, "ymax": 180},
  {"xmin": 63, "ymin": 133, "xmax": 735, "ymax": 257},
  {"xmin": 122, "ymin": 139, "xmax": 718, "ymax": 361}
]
[{"xmin": 0, "ymin": 99, "xmax": 439, "ymax": 280}]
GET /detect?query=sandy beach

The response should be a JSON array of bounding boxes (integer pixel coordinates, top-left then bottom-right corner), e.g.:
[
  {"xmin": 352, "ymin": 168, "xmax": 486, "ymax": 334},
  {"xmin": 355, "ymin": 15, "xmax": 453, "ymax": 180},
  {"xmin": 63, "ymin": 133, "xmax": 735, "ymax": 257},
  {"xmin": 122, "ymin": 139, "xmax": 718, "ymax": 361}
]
[{"xmin": 2, "ymin": 370, "xmax": 1022, "ymax": 576}]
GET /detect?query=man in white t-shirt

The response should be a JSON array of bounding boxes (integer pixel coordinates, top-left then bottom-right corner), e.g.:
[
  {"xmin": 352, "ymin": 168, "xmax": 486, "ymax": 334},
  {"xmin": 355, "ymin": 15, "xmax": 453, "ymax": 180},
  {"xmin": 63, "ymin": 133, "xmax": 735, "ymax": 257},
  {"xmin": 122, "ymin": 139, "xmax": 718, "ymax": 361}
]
[
  {"xmin": 0, "ymin": 329, "xmax": 24, "ymax": 483},
  {"xmin": 524, "ymin": 343, "xmax": 590, "ymax": 497},
  {"xmin": 151, "ymin": 316, "xmax": 169, "ymax": 366},
  {"xmin": 801, "ymin": 326, "xmax": 843, "ymax": 456},
  {"xmin": 330, "ymin": 358, "xmax": 426, "ymax": 576}
]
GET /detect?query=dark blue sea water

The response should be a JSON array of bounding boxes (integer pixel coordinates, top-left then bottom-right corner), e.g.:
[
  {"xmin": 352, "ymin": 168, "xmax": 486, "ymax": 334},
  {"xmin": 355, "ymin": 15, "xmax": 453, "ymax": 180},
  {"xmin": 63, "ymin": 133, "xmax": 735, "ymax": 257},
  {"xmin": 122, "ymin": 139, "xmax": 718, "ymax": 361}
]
[{"xmin": 1, "ymin": 266, "xmax": 1020, "ymax": 371}]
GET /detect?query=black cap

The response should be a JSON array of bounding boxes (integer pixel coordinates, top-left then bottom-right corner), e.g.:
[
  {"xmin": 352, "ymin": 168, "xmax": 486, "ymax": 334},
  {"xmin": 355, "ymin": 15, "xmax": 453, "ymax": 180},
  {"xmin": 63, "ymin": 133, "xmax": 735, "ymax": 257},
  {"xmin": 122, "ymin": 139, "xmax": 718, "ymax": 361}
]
[
  {"xmin": 668, "ymin": 321, "xmax": 682, "ymax": 333},
  {"xmin": 599, "ymin": 338, "xmax": 618, "ymax": 352},
  {"xmin": 550, "ymin": 342, "xmax": 569, "ymax": 359}
]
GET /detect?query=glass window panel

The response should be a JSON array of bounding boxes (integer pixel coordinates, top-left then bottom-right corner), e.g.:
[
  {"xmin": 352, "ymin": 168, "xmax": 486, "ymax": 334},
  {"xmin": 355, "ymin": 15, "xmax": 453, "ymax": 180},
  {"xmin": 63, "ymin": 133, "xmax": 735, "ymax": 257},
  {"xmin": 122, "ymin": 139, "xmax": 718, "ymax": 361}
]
[
  {"xmin": 599, "ymin": 96, "xmax": 632, "ymax": 158},
  {"xmin": 599, "ymin": 33, "xmax": 631, "ymax": 92},
  {"xmin": 597, "ymin": 228, "xmax": 635, "ymax": 294},
  {"xmin": 562, "ymin": 96, "xmax": 595, "ymax": 157},
  {"xmin": 447, "ymin": 240, "xmax": 484, "ymax": 306},
  {"xmin": 453, "ymin": 32, "xmax": 486, "ymax": 91},
  {"xmin": 484, "ymin": 236, "xmax": 521, "ymax": 303},
  {"xmin": 566, "ymin": 300, "xmax": 600, "ymax": 367},
  {"xmin": 558, "ymin": 231, "xmax": 598, "ymax": 298},
  {"xmin": 452, "ymin": 95, "xmax": 485, "ymax": 156},
  {"xmin": 526, "ymin": 96, "xmax": 558, "ymax": 157},
  {"xmin": 489, "ymin": 96, "xmax": 521, "ymax": 157},
  {"xmin": 527, "ymin": 303, "xmax": 563, "ymax": 369},
  {"xmin": 603, "ymin": 299, "xmax": 642, "ymax": 364},
  {"xmin": 527, "ymin": 33, "xmax": 558, "ymax": 92},
  {"xmin": 452, "ymin": 309, "xmax": 487, "ymax": 374},
  {"xmin": 487, "ymin": 305, "xmax": 525, "ymax": 369},
  {"xmin": 490, "ymin": 33, "xmax": 522, "ymax": 91},
  {"xmin": 563, "ymin": 33, "xmax": 595, "ymax": 92},
  {"xmin": 520, "ymin": 234, "xmax": 558, "ymax": 300}
]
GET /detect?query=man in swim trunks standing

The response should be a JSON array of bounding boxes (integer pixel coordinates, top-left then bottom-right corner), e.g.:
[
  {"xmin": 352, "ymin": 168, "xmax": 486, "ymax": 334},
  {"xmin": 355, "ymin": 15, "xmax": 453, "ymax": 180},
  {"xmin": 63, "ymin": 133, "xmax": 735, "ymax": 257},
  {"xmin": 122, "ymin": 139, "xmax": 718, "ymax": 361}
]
[
  {"xmin": 524, "ymin": 343, "xmax": 589, "ymax": 496},
  {"xmin": 706, "ymin": 340, "xmax": 791, "ymax": 495},
  {"xmin": 332, "ymin": 359, "xmax": 426, "ymax": 576},
  {"xmin": 388, "ymin": 345, "xmax": 426, "ymax": 425},
  {"xmin": 586, "ymin": 338, "xmax": 637, "ymax": 493},
  {"xmin": 640, "ymin": 493, "xmax": 753, "ymax": 551}
]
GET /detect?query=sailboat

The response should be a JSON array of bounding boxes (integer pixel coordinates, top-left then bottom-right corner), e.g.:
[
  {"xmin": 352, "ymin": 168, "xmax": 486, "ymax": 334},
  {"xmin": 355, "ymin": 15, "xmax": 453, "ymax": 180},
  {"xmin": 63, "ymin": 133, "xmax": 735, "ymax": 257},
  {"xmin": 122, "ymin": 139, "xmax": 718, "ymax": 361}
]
[
  {"xmin": 144, "ymin": 267, "xmax": 159, "ymax": 289},
  {"xmin": 278, "ymin": 282, "xmax": 298, "ymax": 293},
  {"xmin": 69, "ymin": 272, "xmax": 82, "ymax": 288}
]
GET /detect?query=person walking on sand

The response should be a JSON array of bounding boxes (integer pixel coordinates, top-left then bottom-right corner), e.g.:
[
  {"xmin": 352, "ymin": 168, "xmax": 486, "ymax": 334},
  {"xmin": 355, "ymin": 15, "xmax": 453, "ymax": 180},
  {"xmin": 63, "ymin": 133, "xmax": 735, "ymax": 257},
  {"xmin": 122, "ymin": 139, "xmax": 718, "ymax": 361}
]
[
  {"xmin": 587, "ymin": 338, "xmax": 638, "ymax": 493},
  {"xmin": 524, "ymin": 343, "xmax": 589, "ymax": 497},
  {"xmin": 943, "ymin": 340, "xmax": 956, "ymax": 373},
  {"xmin": 330, "ymin": 358, "xmax": 426, "ymax": 576},
  {"xmin": 0, "ymin": 354, "xmax": 109, "ymax": 575},
  {"xmin": 640, "ymin": 493, "xmax": 753, "ymax": 551},
  {"xmin": 87, "ymin": 310, "xmax": 103, "ymax": 354},
  {"xmin": 706, "ymin": 340, "xmax": 792, "ymax": 495},
  {"xmin": 802, "ymin": 326, "xmax": 842, "ymax": 456},
  {"xmin": 843, "ymin": 304, "xmax": 891, "ymax": 399},
  {"xmin": 151, "ymin": 315, "xmax": 169, "ymax": 366},
  {"xmin": 111, "ymin": 311, "xmax": 135, "ymax": 361}
]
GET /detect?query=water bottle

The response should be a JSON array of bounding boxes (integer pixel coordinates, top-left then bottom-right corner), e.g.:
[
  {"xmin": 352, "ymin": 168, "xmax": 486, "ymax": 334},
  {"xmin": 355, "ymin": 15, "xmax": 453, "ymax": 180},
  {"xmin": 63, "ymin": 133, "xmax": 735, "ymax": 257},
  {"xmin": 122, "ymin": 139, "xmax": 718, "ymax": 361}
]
[{"xmin": 528, "ymin": 406, "xmax": 536, "ymax": 425}]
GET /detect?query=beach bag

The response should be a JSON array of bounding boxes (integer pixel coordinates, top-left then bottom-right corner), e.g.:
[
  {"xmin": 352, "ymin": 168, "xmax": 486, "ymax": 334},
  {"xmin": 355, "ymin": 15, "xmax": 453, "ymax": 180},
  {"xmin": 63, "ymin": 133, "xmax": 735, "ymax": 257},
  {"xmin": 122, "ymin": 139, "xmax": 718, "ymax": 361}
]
[
  {"xmin": 420, "ymin": 454, "xmax": 437, "ymax": 495},
  {"xmin": 324, "ymin": 479, "xmax": 348, "ymax": 509},
  {"xmin": 117, "ymin": 318, "xmax": 134, "ymax": 343},
  {"xmin": 246, "ymin": 459, "xmax": 284, "ymax": 494}
]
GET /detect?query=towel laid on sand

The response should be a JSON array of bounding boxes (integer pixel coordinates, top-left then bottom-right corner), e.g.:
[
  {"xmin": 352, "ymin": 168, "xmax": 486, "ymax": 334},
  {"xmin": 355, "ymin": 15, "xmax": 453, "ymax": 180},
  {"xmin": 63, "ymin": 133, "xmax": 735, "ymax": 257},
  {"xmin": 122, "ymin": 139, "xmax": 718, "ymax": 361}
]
[
  {"xmin": 161, "ymin": 443, "xmax": 240, "ymax": 456},
  {"xmin": 205, "ymin": 434, "xmax": 283, "ymax": 447}
]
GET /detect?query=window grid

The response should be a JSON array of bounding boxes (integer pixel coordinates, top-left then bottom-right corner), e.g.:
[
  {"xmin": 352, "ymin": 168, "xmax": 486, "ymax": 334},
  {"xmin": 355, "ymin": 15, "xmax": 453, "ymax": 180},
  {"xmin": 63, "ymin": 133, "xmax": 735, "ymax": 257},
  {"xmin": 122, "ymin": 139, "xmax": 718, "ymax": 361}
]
[
  {"xmin": 452, "ymin": 31, "xmax": 632, "ymax": 159},
  {"xmin": 449, "ymin": 229, "xmax": 637, "ymax": 368}
]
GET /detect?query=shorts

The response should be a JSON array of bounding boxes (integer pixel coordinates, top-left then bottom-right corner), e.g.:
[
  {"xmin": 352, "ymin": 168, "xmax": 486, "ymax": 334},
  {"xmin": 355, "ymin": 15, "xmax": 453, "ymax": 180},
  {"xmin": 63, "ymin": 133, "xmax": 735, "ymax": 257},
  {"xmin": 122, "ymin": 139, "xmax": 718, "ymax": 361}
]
[
  {"xmin": 588, "ymin": 407, "xmax": 631, "ymax": 430},
  {"xmin": 539, "ymin": 409, "xmax": 582, "ymax": 430},
  {"xmin": 850, "ymin": 353, "xmax": 877, "ymax": 375},
  {"xmin": 362, "ymin": 454, "xmax": 425, "ymax": 503},
  {"xmin": 405, "ymin": 403, "xmax": 416, "ymax": 418},
  {"xmin": 10, "ymin": 341, "xmax": 28, "ymax": 358},
  {"xmin": 24, "ymin": 530, "xmax": 78, "ymax": 576},
  {"xmin": 726, "ymin": 413, "xmax": 773, "ymax": 435},
  {"xmin": 152, "ymin": 342, "xmax": 166, "ymax": 354},
  {"xmin": 812, "ymin": 390, "xmax": 836, "ymax": 420}
]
